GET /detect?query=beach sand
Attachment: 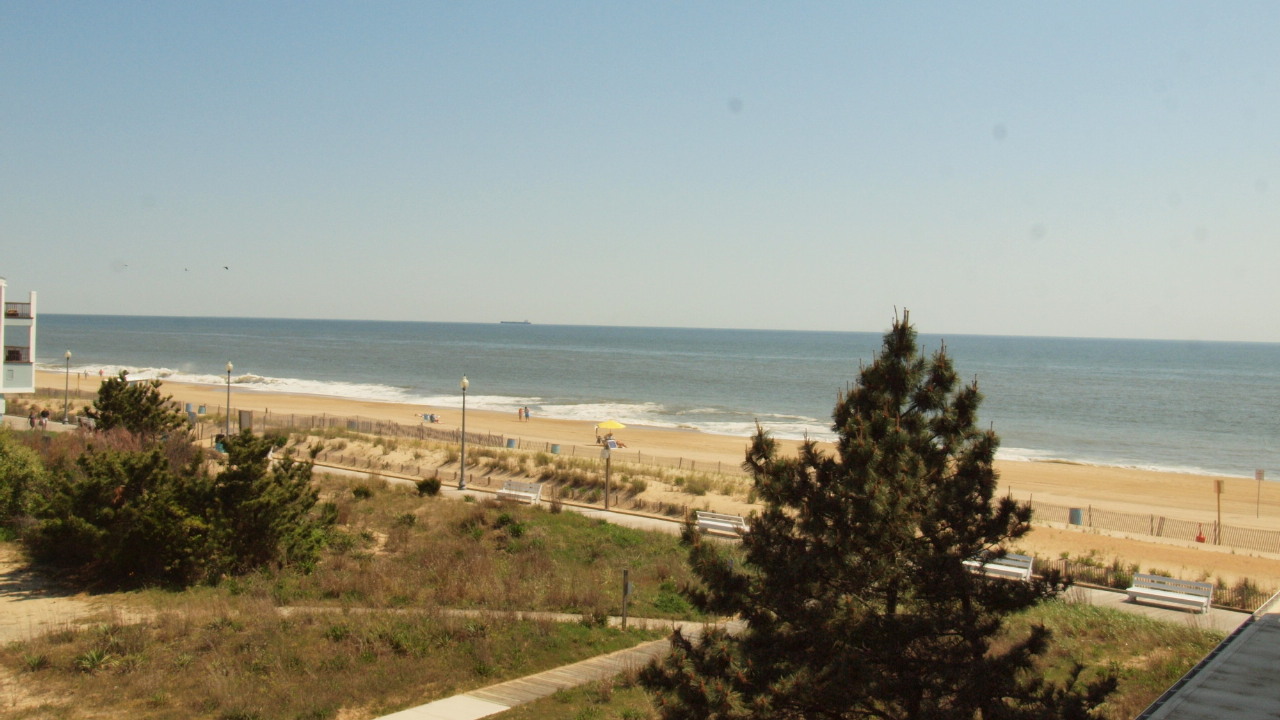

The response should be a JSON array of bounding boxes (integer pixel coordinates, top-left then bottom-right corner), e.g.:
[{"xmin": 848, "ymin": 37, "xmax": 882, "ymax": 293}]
[{"xmin": 32, "ymin": 371, "xmax": 1280, "ymax": 591}]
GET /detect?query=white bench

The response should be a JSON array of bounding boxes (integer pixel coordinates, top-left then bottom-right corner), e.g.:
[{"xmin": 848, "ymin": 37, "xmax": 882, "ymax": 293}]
[
  {"xmin": 497, "ymin": 480, "xmax": 543, "ymax": 504},
  {"xmin": 1126, "ymin": 573, "xmax": 1213, "ymax": 614},
  {"xmin": 963, "ymin": 552, "xmax": 1034, "ymax": 581},
  {"xmin": 695, "ymin": 511, "xmax": 748, "ymax": 537}
]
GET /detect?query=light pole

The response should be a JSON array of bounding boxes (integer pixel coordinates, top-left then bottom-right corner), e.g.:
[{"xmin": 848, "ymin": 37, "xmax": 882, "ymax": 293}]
[
  {"xmin": 62, "ymin": 350, "xmax": 72, "ymax": 423},
  {"xmin": 604, "ymin": 444, "xmax": 612, "ymax": 511},
  {"xmin": 458, "ymin": 375, "xmax": 469, "ymax": 490},
  {"xmin": 225, "ymin": 362, "xmax": 233, "ymax": 436}
]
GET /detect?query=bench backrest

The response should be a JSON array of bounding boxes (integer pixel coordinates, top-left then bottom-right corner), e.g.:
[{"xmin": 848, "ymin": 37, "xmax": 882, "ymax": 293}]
[
  {"xmin": 696, "ymin": 511, "xmax": 746, "ymax": 525},
  {"xmin": 1132, "ymin": 573, "xmax": 1213, "ymax": 598},
  {"xmin": 501, "ymin": 480, "xmax": 543, "ymax": 495},
  {"xmin": 987, "ymin": 553, "xmax": 1033, "ymax": 569},
  {"xmin": 969, "ymin": 552, "xmax": 1033, "ymax": 569}
]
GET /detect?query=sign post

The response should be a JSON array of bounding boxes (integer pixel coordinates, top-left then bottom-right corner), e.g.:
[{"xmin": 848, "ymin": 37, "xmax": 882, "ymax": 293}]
[
  {"xmin": 1215, "ymin": 479, "xmax": 1224, "ymax": 545},
  {"xmin": 622, "ymin": 569, "xmax": 631, "ymax": 629},
  {"xmin": 602, "ymin": 439, "xmax": 618, "ymax": 511},
  {"xmin": 1257, "ymin": 469, "xmax": 1265, "ymax": 518}
]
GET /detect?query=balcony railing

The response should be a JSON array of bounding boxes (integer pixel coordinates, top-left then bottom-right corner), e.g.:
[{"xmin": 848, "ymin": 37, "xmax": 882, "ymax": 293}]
[
  {"xmin": 4, "ymin": 346, "xmax": 31, "ymax": 363},
  {"xmin": 4, "ymin": 303, "xmax": 32, "ymax": 319}
]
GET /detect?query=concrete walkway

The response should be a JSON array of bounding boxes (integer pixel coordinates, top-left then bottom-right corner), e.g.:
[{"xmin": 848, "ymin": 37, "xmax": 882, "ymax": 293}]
[
  {"xmin": 374, "ymin": 619, "xmax": 741, "ymax": 720},
  {"xmin": 376, "ymin": 637, "xmax": 668, "ymax": 720}
]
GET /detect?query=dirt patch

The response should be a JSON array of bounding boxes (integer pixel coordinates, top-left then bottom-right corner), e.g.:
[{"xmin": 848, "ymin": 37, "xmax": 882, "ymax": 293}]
[{"xmin": 0, "ymin": 545, "xmax": 144, "ymax": 645}]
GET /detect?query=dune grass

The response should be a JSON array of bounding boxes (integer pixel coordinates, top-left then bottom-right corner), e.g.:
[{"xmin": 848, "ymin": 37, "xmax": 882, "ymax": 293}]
[{"xmin": 0, "ymin": 472, "xmax": 700, "ymax": 719}]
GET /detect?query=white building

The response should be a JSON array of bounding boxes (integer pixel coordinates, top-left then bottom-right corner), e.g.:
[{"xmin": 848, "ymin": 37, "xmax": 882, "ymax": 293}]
[{"xmin": 1, "ymin": 277, "xmax": 38, "ymax": 415}]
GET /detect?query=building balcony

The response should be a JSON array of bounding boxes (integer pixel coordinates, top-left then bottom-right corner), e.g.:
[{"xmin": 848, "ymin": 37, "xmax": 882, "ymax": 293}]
[
  {"xmin": 2, "ymin": 348, "xmax": 34, "ymax": 391},
  {"xmin": 4, "ymin": 302, "xmax": 33, "ymax": 320}
]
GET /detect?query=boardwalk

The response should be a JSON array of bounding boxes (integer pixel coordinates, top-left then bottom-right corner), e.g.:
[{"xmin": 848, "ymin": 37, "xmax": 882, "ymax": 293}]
[{"xmin": 376, "ymin": 620, "xmax": 740, "ymax": 720}]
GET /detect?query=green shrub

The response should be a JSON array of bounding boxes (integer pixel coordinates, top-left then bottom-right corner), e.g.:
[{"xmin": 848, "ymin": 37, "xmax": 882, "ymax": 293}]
[
  {"xmin": 416, "ymin": 477, "xmax": 441, "ymax": 496},
  {"xmin": 682, "ymin": 476, "xmax": 711, "ymax": 496}
]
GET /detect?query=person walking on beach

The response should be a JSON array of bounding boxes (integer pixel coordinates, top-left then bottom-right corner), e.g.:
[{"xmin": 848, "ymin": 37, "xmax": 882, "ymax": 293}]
[
  {"xmin": 28, "ymin": 410, "xmax": 36, "ymax": 429},
  {"xmin": 523, "ymin": 406, "xmax": 531, "ymax": 421},
  {"xmin": 517, "ymin": 407, "xmax": 524, "ymax": 422},
  {"xmin": 39, "ymin": 409, "xmax": 49, "ymax": 430}
]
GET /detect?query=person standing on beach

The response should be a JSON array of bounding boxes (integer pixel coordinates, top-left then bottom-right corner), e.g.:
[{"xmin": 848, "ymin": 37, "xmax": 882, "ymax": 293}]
[
  {"xmin": 517, "ymin": 407, "xmax": 523, "ymax": 421},
  {"xmin": 523, "ymin": 406, "xmax": 530, "ymax": 421}
]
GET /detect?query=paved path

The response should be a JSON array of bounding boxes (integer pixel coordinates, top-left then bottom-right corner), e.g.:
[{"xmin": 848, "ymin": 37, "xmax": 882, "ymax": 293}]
[
  {"xmin": 378, "ymin": 637, "xmax": 669, "ymax": 720},
  {"xmin": 374, "ymin": 619, "xmax": 742, "ymax": 720}
]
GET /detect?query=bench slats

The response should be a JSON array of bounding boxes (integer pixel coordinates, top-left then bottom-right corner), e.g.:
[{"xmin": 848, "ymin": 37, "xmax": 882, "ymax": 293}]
[
  {"xmin": 695, "ymin": 511, "xmax": 748, "ymax": 537},
  {"xmin": 1126, "ymin": 573, "xmax": 1212, "ymax": 613},
  {"xmin": 963, "ymin": 552, "xmax": 1034, "ymax": 582},
  {"xmin": 497, "ymin": 480, "xmax": 543, "ymax": 504}
]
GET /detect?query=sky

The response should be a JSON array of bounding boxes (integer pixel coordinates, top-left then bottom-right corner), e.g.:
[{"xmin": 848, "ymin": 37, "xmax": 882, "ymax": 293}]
[{"xmin": 3, "ymin": 2, "xmax": 1279, "ymax": 342}]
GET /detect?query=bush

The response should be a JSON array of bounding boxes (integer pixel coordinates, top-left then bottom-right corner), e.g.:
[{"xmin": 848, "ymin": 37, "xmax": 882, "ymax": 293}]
[
  {"xmin": 0, "ymin": 428, "xmax": 52, "ymax": 528},
  {"xmin": 23, "ymin": 430, "xmax": 334, "ymax": 587},
  {"xmin": 680, "ymin": 476, "xmax": 711, "ymax": 496},
  {"xmin": 416, "ymin": 477, "xmax": 441, "ymax": 497}
]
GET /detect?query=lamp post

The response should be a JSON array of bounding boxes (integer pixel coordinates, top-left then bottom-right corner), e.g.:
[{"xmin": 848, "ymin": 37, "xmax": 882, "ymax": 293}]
[
  {"xmin": 604, "ymin": 444, "xmax": 612, "ymax": 511},
  {"xmin": 63, "ymin": 350, "xmax": 72, "ymax": 423},
  {"xmin": 458, "ymin": 375, "xmax": 469, "ymax": 490},
  {"xmin": 225, "ymin": 362, "xmax": 233, "ymax": 436}
]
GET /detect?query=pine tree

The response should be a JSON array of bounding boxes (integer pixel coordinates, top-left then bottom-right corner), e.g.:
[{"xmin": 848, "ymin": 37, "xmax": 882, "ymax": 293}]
[
  {"xmin": 641, "ymin": 312, "xmax": 1114, "ymax": 719},
  {"xmin": 85, "ymin": 371, "xmax": 189, "ymax": 439},
  {"xmin": 209, "ymin": 431, "xmax": 335, "ymax": 575}
]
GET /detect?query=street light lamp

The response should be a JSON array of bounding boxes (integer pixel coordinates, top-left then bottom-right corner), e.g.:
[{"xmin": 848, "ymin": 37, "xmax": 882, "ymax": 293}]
[
  {"xmin": 458, "ymin": 375, "xmax": 469, "ymax": 490},
  {"xmin": 225, "ymin": 362, "xmax": 233, "ymax": 436},
  {"xmin": 63, "ymin": 350, "xmax": 72, "ymax": 423}
]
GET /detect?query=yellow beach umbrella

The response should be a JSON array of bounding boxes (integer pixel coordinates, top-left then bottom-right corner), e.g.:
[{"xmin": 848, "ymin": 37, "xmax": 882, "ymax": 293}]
[{"xmin": 597, "ymin": 419, "xmax": 626, "ymax": 430}]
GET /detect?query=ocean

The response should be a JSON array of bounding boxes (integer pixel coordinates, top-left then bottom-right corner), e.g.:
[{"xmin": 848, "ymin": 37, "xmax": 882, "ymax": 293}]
[{"xmin": 32, "ymin": 315, "xmax": 1280, "ymax": 479}]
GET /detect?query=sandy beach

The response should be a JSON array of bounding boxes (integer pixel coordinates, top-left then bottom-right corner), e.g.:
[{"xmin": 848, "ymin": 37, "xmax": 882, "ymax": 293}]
[{"xmin": 30, "ymin": 371, "xmax": 1280, "ymax": 591}]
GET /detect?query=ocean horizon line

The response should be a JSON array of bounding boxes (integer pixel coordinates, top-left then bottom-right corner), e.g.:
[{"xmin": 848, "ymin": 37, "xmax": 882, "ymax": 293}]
[{"xmin": 36, "ymin": 312, "xmax": 1280, "ymax": 347}]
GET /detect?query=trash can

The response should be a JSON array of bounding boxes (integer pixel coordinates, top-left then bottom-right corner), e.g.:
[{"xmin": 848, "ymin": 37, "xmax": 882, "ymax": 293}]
[
  {"xmin": 550, "ymin": 444, "xmax": 560, "ymax": 454},
  {"xmin": 185, "ymin": 403, "xmax": 192, "ymax": 412},
  {"xmin": 506, "ymin": 438, "xmax": 517, "ymax": 449},
  {"xmin": 1068, "ymin": 508, "xmax": 1083, "ymax": 525},
  {"xmin": 198, "ymin": 405, "xmax": 206, "ymax": 414}
]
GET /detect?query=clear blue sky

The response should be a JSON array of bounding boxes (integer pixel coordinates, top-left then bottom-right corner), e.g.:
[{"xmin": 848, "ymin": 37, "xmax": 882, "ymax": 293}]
[{"xmin": 4, "ymin": 2, "xmax": 1278, "ymax": 341}]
